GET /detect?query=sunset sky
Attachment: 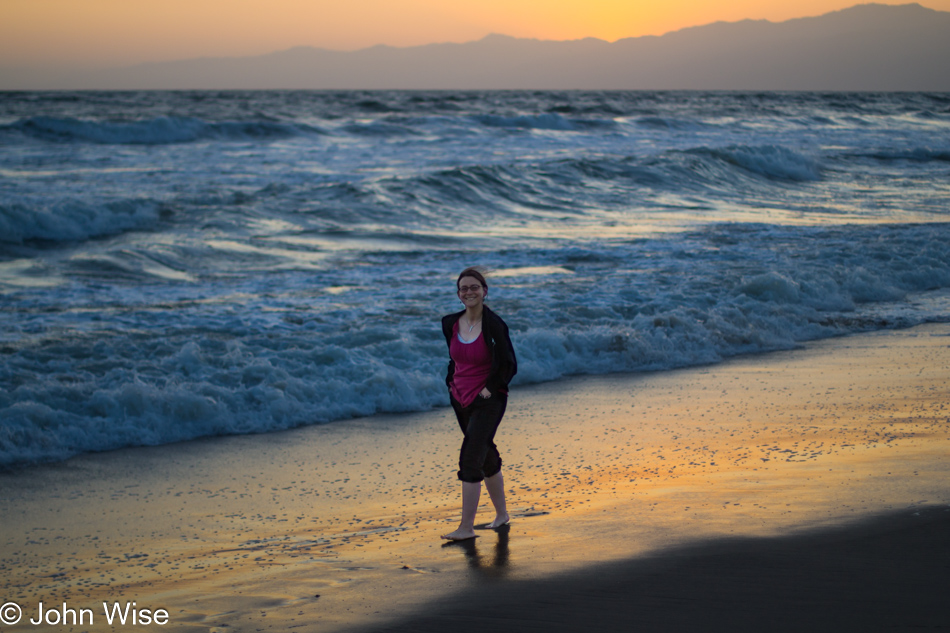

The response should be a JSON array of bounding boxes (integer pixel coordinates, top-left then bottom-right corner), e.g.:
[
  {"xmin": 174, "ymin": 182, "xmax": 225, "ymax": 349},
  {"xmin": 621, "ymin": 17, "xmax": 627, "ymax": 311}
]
[{"xmin": 2, "ymin": 0, "xmax": 948, "ymax": 69}]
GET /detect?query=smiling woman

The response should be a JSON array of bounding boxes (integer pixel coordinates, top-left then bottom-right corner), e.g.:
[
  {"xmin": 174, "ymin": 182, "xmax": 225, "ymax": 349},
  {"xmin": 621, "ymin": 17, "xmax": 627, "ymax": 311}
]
[
  {"xmin": 440, "ymin": 267, "xmax": 518, "ymax": 541},
  {"xmin": 3, "ymin": 0, "xmax": 947, "ymax": 69}
]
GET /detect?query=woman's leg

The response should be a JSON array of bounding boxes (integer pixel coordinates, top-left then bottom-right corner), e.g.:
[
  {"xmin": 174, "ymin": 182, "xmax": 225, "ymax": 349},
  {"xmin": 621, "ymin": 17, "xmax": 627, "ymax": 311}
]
[
  {"xmin": 441, "ymin": 481, "xmax": 481, "ymax": 541},
  {"xmin": 478, "ymin": 394, "xmax": 508, "ymax": 528},
  {"xmin": 484, "ymin": 470, "xmax": 509, "ymax": 528},
  {"xmin": 443, "ymin": 397, "xmax": 480, "ymax": 540},
  {"xmin": 442, "ymin": 394, "xmax": 508, "ymax": 540}
]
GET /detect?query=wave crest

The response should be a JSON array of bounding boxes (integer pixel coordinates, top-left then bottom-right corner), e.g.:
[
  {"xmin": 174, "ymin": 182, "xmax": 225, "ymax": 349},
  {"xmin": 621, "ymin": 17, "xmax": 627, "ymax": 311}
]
[
  {"xmin": 472, "ymin": 113, "xmax": 615, "ymax": 131},
  {"xmin": 862, "ymin": 148, "xmax": 950, "ymax": 163},
  {"xmin": 5, "ymin": 116, "xmax": 323, "ymax": 145},
  {"xmin": 0, "ymin": 199, "xmax": 164, "ymax": 243},
  {"xmin": 693, "ymin": 145, "xmax": 823, "ymax": 182}
]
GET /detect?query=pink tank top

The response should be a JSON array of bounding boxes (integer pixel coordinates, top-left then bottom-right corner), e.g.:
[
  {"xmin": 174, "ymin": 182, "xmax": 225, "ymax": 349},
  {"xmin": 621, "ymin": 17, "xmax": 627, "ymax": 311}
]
[{"xmin": 449, "ymin": 320, "xmax": 492, "ymax": 407}]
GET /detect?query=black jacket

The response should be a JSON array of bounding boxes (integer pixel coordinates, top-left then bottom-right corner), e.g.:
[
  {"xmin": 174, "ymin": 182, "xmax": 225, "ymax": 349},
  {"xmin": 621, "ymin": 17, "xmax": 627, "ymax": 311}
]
[{"xmin": 441, "ymin": 305, "xmax": 517, "ymax": 395}]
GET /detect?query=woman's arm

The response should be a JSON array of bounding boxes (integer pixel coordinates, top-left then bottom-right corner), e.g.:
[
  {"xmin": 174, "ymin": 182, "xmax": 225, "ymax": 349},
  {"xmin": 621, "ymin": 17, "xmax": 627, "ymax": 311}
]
[
  {"xmin": 484, "ymin": 310, "xmax": 517, "ymax": 394},
  {"xmin": 442, "ymin": 312, "xmax": 461, "ymax": 388}
]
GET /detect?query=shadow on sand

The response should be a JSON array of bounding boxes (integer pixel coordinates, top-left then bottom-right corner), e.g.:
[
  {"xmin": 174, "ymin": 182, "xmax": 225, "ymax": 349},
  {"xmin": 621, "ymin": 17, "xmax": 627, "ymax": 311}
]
[{"xmin": 370, "ymin": 507, "xmax": 950, "ymax": 632}]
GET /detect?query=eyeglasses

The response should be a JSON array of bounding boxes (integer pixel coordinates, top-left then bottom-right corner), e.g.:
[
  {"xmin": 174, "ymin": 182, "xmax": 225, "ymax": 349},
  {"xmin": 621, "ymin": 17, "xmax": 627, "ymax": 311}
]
[{"xmin": 458, "ymin": 284, "xmax": 482, "ymax": 293}]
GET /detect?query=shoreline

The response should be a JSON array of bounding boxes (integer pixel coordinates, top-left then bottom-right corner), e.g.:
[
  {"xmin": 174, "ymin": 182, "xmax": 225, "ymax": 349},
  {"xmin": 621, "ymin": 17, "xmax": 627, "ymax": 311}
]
[
  {"xmin": 2, "ymin": 317, "xmax": 940, "ymax": 476},
  {"xmin": 2, "ymin": 323, "xmax": 949, "ymax": 632}
]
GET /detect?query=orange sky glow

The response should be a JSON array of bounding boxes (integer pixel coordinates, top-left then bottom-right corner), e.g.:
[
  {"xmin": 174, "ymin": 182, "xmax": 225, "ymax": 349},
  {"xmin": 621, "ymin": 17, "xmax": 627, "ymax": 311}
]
[{"xmin": 2, "ymin": 0, "xmax": 949, "ymax": 68}]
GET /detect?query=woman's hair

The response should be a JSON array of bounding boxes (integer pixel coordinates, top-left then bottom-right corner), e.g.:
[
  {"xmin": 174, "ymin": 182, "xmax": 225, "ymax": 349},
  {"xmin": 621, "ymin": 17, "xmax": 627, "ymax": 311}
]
[{"xmin": 456, "ymin": 267, "xmax": 488, "ymax": 290}]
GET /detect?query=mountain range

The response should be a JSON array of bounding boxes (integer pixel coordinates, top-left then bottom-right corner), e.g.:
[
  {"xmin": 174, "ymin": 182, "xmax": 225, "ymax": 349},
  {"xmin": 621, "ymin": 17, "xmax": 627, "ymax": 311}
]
[{"xmin": 3, "ymin": 3, "xmax": 949, "ymax": 90}]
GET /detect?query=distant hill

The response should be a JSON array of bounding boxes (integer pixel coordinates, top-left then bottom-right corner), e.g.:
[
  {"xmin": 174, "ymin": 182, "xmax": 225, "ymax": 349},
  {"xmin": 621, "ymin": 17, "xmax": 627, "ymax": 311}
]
[{"xmin": 3, "ymin": 3, "xmax": 949, "ymax": 90}]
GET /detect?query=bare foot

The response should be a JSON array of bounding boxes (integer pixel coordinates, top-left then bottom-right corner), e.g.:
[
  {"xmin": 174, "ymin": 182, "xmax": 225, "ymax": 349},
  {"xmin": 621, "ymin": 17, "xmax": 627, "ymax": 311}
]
[
  {"xmin": 441, "ymin": 528, "xmax": 477, "ymax": 541},
  {"xmin": 486, "ymin": 513, "xmax": 510, "ymax": 529}
]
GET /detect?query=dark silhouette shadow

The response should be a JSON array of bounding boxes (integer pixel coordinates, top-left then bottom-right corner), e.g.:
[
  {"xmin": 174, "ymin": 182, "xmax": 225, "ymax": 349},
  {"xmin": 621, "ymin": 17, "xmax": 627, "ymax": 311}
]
[
  {"xmin": 377, "ymin": 507, "xmax": 950, "ymax": 632},
  {"xmin": 441, "ymin": 524, "xmax": 510, "ymax": 579}
]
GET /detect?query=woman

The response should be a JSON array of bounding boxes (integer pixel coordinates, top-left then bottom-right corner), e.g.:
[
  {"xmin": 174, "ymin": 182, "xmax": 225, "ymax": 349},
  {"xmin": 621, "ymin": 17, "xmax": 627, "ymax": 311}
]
[{"xmin": 440, "ymin": 267, "xmax": 517, "ymax": 541}]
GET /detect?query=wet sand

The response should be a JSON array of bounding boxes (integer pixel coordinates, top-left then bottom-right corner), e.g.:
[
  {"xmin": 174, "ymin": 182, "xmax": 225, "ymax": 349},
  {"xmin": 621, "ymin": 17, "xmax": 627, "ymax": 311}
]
[
  {"xmin": 1, "ymin": 324, "xmax": 949, "ymax": 632},
  {"xmin": 369, "ymin": 506, "xmax": 950, "ymax": 632}
]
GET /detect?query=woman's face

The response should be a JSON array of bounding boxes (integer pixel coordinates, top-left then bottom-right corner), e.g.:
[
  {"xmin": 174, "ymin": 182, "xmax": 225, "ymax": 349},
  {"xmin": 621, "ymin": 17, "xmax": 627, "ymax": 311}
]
[{"xmin": 457, "ymin": 275, "xmax": 486, "ymax": 308}]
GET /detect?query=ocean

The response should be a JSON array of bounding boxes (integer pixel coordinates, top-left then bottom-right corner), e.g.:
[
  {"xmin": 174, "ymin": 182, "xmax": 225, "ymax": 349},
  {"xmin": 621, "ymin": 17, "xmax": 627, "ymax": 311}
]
[{"xmin": 1, "ymin": 90, "xmax": 948, "ymax": 468}]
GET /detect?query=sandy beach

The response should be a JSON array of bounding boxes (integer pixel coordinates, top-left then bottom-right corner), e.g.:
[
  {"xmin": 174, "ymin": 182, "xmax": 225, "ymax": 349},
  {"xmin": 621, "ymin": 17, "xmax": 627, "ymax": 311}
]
[{"xmin": 2, "ymin": 323, "xmax": 949, "ymax": 632}]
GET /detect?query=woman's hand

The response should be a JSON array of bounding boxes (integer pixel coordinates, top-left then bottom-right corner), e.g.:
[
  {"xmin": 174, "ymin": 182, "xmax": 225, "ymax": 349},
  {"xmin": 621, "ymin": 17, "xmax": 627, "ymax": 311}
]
[{"xmin": 479, "ymin": 388, "xmax": 491, "ymax": 399}]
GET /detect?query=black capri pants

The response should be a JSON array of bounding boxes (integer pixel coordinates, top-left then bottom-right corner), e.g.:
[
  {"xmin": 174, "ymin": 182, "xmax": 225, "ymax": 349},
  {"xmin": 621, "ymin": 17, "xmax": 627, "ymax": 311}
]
[{"xmin": 451, "ymin": 391, "xmax": 508, "ymax": 483}]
